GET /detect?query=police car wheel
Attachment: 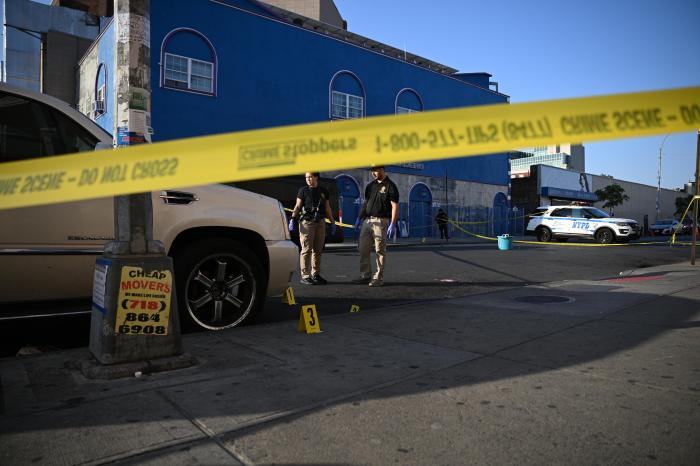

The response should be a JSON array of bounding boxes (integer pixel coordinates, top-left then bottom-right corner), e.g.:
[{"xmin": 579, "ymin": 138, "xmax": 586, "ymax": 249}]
[
  {"xmin": 536, "ymin": 227, "xmax": 552, "ymax": 242},
  {"xmin": 174, "ymin": 238, "xmax": 265, "ymax": 331},
  {"xmin": 595, "ymin": 228, "xmax": 615, "ymax": 244}
]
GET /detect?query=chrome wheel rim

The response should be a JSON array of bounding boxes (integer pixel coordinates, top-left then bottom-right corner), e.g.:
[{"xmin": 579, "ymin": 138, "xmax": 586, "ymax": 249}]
[{"xmin": 185, "ymin": 253, "xmax": 256, "ymax": 330}]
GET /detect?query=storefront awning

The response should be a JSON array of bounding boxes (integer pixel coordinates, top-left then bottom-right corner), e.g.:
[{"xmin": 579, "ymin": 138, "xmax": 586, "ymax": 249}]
[{"xmin": 541, "ymin": 187, "xmax": 598, "ymax": 202}]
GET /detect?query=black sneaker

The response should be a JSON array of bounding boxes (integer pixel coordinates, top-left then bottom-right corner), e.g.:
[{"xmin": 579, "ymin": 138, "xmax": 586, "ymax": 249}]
[
  {"xmin": 352, "ymin": 277, "xmax": 371, "ymax": 284},
  {"xmin": 299, "ymin": 277, "xmax": 316, "ymax": 285},
  {"xmin": 312, "ymin": 274, "xmax": 328, "ymax": 285}
]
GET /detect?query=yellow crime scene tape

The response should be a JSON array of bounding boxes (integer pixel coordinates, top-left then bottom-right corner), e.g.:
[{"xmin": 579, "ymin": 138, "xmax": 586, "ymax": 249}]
[
  {"xmin": 282, "ymin": 207, "xmax": 353, "ymax": 229},
  {"xmin": 448, "ymin": 221, "xmax": 691, "ymax": 247},
  {"xmin": 1, "ymin": 87, "xmax": 699, "ymax": 211},
  {"xmin": 671, "ymin": 195, "xmax": 700, "ymax": 246}
]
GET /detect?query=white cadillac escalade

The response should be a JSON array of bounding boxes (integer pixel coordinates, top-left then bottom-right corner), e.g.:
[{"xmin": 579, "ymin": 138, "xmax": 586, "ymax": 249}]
[{"xmin": 0, "ymin": 83, "xmax": 297, "ymax": 332}]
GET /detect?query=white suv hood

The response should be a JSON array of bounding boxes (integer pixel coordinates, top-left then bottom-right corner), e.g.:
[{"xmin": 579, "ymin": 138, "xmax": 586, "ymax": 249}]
[
  {"xmin": 154, "ymin": 183, "xmax": 287, "ymax": 246},
  {"xmin": 606, "ymin": 216, "xmax": 637, "ymax": 223}
]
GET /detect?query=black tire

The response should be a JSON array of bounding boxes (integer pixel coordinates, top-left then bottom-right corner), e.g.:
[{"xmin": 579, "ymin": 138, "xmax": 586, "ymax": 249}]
[
  {"xmin": 555, "ymin": 238, "xmax": 569, "ymax": 243},
  {"xmin": 536, "ymin": 227, "xmax": 553, "ymax": 242},
  {"xmin": 173, "ymin": 238, "xmax": 265, "ymax": 331},
  {"xmin": 595, "ymin": 228, "xmax": 615, "ymax": 244},
  {"xmin": 0, "ymin": 340, "xmax": 21, "ymax": 357},
  {"xmin": 0, "ymin": 321, "xmax": 23, "ymax": 357}
]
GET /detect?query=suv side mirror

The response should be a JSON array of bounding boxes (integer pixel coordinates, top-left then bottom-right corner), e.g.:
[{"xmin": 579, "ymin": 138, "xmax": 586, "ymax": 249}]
[{"xmin": 95, "ymin": 141, "xmax": 113, "ymax": 151}]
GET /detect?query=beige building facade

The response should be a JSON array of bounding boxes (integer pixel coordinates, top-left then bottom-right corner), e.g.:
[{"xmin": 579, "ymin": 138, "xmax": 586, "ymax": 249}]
[{"xmin": 260, "ymin": 0, "xmax": 344, "ymax": 28}]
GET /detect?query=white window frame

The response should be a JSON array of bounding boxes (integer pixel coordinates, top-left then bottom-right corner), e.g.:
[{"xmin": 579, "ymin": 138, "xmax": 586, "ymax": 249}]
[
  {"xmin": 331, "ymin": 90, "xmax": 364, "ymax": 119},
  {"xmin": 97, "ymin": 85, "xmax": 105, "ymax": 104},
  {"xmin": 94, "ymin": 84, "xmax": 106, "ymax": 115},
  {"xmin": 395, "ymin": 88, "xmax": 424, "ymax": 115},
  {"xmin": 397, "ymin": 106, "xmax": 419, "ymax": 114},
  {"xmin": 164, "ymin": 52, "xmax": 214, "ymax": 94}
]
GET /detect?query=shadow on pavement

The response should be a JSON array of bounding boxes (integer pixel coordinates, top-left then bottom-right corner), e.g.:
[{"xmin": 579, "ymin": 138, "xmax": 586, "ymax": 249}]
[{"xmin": 1, "ymin": 271, "xmax": 699, "ymax": 464}]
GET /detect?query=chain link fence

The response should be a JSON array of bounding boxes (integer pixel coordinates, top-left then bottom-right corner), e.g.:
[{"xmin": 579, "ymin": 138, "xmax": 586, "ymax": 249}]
[{"xmin": 396, "ymin": 203, "xmax": 526, "ymax": 239}]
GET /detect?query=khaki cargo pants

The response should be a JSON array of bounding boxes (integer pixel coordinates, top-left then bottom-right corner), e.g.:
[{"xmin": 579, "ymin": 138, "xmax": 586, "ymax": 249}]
[
  {"xmin": 358, "ymin": 216, "xmax": 388, "ymax": 280},
  {"xmin": 299, "ymin": 219, "xmax": 326, "ymax": 279}
]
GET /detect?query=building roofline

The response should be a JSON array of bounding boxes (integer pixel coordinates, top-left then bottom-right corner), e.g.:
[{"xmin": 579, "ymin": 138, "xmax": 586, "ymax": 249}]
[
  {"xmin": 77, "ymin": 17, "xmax": 114, "ymax": 67},
  {"xmin": 210, "ymin": 0, "xmax": 509, "ymax": 98},
  {"xmin": 255, "ymin": 1, "xmax": 458, "ymax": 75},
  {"xmin": 74, "ymin": 1, "xmax": 509, "ymax": 99}
]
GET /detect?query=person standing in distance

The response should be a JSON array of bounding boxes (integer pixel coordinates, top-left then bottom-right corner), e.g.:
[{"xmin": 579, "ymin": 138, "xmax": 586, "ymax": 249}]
[
  {"xmin": 436, "ymin": 208, "xmax": 449, "ymax": 241},
  {"xmin": 353, "ymin": 166, "xmax": 399, "ymax": 287},
  {"xmin": 289, "ymin": 172, "xmax": 336, "ymax": 285}
]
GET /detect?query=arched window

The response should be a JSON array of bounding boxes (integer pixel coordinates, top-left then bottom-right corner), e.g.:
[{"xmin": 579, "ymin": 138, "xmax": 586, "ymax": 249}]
[
  {"xmin": 395, "ymin": 88, "xmax": 423, "ymax": 114},
  {"xmin": 94, "ymin": 63, "xmax": 107, "ymax": 117},
  {"xmin": 160, "ymin": 28, "xmax": 217, "ymax": 96},
  {"xmin": 329, "ymin": 70, "xmax": 365, "ymax": 119}
]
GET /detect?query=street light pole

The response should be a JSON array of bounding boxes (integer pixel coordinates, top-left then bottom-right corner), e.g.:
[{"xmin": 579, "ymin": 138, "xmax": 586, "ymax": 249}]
[{"xmin": 656, "ymin": 134, "xmax": 670, "ymax": 220}]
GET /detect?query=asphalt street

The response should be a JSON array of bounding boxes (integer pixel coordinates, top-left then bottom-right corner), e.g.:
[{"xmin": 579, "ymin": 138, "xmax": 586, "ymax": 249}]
[
  {"xmin": 1, "ymin": 257, "xmax": 698, "ymax": 465},
  {"xmin": 259, "ymin": 239, "xmax": 692, "ymax": 322},
  {"xmin": 1, "ymin": 237, "xmax": 692, "ymax": 356}
]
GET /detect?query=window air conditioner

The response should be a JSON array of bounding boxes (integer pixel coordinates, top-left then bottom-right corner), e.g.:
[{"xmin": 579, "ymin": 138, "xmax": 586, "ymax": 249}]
[{"xmin": 93, "ymin": 100, "xmax": 105, "ymax": 113}]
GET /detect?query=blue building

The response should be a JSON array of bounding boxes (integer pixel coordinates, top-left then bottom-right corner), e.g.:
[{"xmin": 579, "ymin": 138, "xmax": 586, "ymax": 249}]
[{"xmin": 76, "ymin": 0, "xmax": 513, "ymax": 238}]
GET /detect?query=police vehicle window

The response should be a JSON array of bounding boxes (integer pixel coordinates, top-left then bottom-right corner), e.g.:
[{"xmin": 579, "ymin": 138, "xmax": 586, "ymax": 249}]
[
  {"xmin": 551, "ymin": 208, "xmax": 572, "ymax": 217},
  {"xmin": 586, "ymin": 208, "xmax": 610, "ymax": 219},
  {"xmin": 0, "ymin": 91, "xmax": 49, "ymax": 162},
  {"xmin": 529, "ymin": 208, "xmax": 548, "ymax": 217}
]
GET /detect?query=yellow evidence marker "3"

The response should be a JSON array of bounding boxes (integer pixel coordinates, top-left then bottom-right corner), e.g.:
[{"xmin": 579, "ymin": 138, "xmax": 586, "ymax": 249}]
[{"xmin": 298, "ymin": 304, "xmax": 321, "ymax": 334}]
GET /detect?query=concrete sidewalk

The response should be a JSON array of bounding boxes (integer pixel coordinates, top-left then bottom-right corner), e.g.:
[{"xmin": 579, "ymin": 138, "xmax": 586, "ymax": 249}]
[{"xmin": 1, "ymin": 263, "xmax": 699, "ymax": 465}]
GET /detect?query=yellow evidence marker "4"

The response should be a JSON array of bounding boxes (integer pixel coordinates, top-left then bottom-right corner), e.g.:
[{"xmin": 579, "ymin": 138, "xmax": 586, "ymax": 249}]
[{"xmin": 298, "ymin": 304, "xmax": 321, "ymax": 334}]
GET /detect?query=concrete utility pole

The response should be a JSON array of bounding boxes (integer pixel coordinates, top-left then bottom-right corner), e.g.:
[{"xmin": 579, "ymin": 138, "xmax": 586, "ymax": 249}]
[{"xmin": 87, "ymin": 0, "xmax": 183, "ymax": 369}]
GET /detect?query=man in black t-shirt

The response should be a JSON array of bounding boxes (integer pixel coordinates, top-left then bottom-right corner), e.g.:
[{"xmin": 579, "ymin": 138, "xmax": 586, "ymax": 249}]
[
  {"xmin": 353, "ymin": 166, "xmax": 399, "ymax": 287},
  {"xmin": 289, "ymin": 172, "xmax": 336, "ymax": 285}
]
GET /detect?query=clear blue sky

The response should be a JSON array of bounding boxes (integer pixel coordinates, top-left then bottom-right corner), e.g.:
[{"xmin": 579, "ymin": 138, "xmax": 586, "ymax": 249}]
[
  {"xmin": 25, "ymin": 0, "xmax": 698, "ymax": 188},
  {"xmin": 334, "ymin": 0, "xmax": 700, "ymax": 189}
]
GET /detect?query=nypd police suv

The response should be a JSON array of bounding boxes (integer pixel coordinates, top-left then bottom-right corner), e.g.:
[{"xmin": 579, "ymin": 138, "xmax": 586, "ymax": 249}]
[{"xmin": 526, "ymin": 205, "xmax": 640, "ymax": 244}]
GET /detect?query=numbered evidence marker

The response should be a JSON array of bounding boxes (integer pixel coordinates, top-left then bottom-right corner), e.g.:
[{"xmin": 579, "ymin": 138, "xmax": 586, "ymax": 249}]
[
  {"xmin": 282, "ymin": 286, "xmax": 296, "ymax": 305},
  {"xmin": 297, "ymin": 304, "xmax": 321, "ymax": 334},
  {"xmin": 350, "ymin": 304, "xmax": 360, "ymax": 313}
]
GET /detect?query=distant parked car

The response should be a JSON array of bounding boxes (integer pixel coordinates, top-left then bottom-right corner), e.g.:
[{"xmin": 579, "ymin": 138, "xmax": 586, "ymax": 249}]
[
  {"xmin": 679, "ymin": 218, "xmax": 698, "ymax": 235},
  {"xmin": 649, "ymin": 219, "xmax": 679, "ymax": 236}
]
